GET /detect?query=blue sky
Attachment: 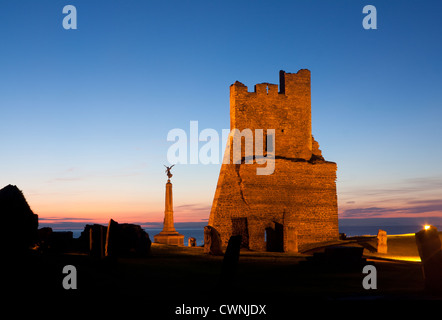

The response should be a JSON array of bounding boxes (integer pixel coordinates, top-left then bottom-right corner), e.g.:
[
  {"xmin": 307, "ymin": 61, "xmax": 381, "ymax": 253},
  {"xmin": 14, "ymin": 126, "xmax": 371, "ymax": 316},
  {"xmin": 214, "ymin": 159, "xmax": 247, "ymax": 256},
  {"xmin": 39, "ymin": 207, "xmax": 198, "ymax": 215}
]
[{"xmin": 0, "ymin": 0, "xmax": 441, "ymax": 227}]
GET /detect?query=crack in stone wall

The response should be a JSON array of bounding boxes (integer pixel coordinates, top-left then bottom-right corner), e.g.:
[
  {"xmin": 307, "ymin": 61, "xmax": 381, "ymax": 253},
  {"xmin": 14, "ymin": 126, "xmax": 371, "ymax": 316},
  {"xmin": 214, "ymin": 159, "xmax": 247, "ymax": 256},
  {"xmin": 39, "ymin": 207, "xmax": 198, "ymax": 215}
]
[{"xmin": 234, "ymin": 164, "xmax": 249, "ymax": 207}]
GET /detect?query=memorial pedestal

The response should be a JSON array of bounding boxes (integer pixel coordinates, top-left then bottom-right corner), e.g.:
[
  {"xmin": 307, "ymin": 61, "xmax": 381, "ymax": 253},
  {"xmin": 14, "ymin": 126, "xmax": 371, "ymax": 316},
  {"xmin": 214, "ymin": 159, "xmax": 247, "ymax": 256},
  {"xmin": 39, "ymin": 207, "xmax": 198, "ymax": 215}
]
[{"xmin": 154, "ymin": 179, "xmax": 184, "ymax": 246}]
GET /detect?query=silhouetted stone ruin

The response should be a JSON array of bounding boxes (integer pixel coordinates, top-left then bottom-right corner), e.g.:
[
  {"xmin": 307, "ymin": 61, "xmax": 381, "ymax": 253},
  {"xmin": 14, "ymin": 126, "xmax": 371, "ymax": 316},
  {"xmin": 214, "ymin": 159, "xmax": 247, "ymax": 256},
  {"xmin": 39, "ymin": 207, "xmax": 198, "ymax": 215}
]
[
  {"xmin": 0, "ymin": 184, "xmax": 38, "ymax": 255},
  {"xmin": 36, "ymin": 227, "xmax": 53, "ymax": 252},
  {"xmin": 77, "ymin": 221, "xmax": 152, "ymax": 258},
  {"xmin": 104, "ymin": 219, "xmax": 151, "ymax": 258},
  {"xmin": 204, "ymin": 225, "xmax": 223, "ymax": 255},
  {"xmin": 415, "ymin": 225, "xmax": 442, "ymax": 294},
  {"xmin": 87, "ymin": 224, "xmax": 107, "ymax": 258},
  {"xmin": 38, "ymin": 229, "xmax": 73, "ymax": 253}
]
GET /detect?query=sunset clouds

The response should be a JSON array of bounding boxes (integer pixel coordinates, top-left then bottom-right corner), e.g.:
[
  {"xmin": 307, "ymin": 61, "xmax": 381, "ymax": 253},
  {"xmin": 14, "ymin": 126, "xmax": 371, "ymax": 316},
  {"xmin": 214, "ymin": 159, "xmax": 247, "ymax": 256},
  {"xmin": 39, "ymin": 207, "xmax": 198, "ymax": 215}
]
[{"xmin": 338, "ymin": 176, "xmax": 442, "ymax": 219}]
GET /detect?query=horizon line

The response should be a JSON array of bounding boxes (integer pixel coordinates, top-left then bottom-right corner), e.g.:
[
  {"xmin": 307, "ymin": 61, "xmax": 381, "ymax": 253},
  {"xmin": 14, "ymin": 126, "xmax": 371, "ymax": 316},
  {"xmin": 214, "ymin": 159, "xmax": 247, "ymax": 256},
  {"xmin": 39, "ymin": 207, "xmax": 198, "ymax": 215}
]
[{"xmin": 38, "ymin": 216, "xmax": 442, "ymax": 230}]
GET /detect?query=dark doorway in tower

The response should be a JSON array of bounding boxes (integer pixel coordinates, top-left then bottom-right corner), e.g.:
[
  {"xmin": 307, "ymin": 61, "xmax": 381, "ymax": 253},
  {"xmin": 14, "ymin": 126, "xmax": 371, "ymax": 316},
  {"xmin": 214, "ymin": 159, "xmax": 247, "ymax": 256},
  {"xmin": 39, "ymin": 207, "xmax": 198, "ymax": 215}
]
[
  {"xmin": 231, "ymin": 218, "xmax": 249, "ymax": 249},
  {"xmin": 266, "ymin": 222, "xmax": 284, "ymax": 252}
]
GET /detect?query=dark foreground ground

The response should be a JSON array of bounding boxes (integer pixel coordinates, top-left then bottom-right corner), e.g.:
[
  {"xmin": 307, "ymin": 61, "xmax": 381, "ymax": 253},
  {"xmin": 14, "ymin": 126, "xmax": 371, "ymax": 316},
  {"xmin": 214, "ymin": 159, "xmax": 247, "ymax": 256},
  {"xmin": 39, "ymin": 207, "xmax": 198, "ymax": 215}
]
[{"xmin": 5, "ymin": 235, "xmax": 442, "ymax": 317}]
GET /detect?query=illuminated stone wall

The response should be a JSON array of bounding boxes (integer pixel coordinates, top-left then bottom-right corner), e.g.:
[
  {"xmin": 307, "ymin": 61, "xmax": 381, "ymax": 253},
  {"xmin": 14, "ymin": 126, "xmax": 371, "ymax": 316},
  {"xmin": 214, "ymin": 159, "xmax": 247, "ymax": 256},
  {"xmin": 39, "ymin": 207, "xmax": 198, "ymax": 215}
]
[{"xmin": 208, "ymin": 70, "xmax": 338, "ymax": 252}]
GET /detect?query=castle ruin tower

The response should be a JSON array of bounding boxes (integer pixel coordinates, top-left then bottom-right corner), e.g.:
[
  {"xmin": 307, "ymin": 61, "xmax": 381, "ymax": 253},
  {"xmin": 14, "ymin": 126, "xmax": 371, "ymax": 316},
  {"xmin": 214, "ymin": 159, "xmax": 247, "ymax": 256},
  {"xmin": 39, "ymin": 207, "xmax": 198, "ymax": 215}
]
[
  {"xmin": 154, "ymin": 165, "xmax": 184, "ymax": 246},
  {"xmin": 208, "ymin": 69, "xmax": 338, "ymax": 252}
]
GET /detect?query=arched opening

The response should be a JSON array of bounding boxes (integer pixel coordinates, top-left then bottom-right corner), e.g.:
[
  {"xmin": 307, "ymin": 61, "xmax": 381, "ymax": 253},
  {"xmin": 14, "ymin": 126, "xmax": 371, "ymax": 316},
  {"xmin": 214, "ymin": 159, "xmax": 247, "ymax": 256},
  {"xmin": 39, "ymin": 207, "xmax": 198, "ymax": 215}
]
[{"xmin": 265, "ymin": 222, "xmax": 283, "ymax": 252}]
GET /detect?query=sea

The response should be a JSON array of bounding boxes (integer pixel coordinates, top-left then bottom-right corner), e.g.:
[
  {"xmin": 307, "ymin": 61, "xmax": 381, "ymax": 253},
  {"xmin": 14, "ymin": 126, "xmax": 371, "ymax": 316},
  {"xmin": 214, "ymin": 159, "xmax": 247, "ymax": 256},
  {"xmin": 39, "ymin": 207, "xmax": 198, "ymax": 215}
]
[
  {"xmin": 59, "ymin": 224, "xmax": 441, "ymax": 246},
  {"xmin": 63, "ymin": 228, "xmax": 206, "ymax": 246}
]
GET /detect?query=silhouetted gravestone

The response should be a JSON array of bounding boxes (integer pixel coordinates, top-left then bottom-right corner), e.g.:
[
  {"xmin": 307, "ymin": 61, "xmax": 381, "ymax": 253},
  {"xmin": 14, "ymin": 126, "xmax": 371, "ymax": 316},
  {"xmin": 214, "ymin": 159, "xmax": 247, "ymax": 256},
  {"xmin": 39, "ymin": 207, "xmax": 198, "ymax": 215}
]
[
  {"xmin": 0, "ymin": 185, "xmax": 38, "ymax": 255},
  {"xmin": 377, "ymin": 229, "xmax": 387, "ymax": 254},
  {"xmin": 188, "ymin": 237, "xmax": 196, "ymax": 247},
  {"xmin": 105, "ymin": 219, "xmax": 119, "ymax": 257},
  {"xmin": 415, "ymin": 226, "xmax": 442, "ymax": 294},
  {"xmin": 204, "ymin": 225, "xmax": 223, "ymax": 255},
  {"xmin": 89, "ymin": 224, "xmax": 107, "ymax": 258},
  {"xmin": 78, "ymin": 224, "xmax": 106, "ymax": 253},
  {"xmin": 220, "ymin": 235, "xmax": 242, "ymax": 283}
]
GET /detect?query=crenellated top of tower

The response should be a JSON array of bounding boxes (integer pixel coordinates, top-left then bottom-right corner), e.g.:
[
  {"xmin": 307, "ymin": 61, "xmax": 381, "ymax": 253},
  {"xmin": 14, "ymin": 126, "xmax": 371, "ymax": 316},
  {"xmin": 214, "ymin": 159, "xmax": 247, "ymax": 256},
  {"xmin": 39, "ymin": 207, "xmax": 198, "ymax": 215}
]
[
  {"xmin": 229, "ymin": 69, "xmax": 313, "ymax": 161},
  {"xmin": 230, "ymin": 69, "xmax": 310, "ymax": 98}
]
